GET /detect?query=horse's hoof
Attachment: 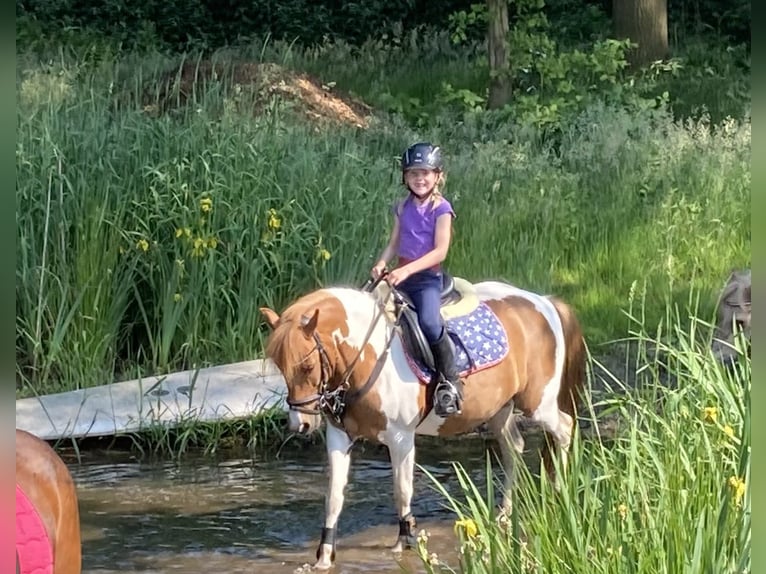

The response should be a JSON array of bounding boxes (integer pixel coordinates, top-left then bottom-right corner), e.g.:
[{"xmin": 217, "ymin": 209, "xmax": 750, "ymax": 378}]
[
  {"xmin": 313, "ymin": 558, "xmax": 333, "ymax": 571},
  {"xmin": 314, "ymin": 543, "xmax": 335, "ymax": 570}
]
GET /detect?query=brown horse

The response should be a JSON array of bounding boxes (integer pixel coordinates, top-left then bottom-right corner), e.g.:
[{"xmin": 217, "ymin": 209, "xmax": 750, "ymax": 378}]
[
  {"xmin": 260, "ymin": 278, "xmax": 585, "ymax": 570},
  {"xmin": 16, "ymin": 429, "xmax": 81, "ymax": 574}
]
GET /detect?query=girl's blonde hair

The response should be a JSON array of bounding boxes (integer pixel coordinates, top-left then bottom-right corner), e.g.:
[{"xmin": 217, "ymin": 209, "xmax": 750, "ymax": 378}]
[{"xmin": 430, "ymin": 171, "xmax": 447, "ymax": 201}]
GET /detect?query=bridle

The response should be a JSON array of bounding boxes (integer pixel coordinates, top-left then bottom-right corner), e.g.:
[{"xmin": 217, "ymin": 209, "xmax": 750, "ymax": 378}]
[
  {"xmin": 284, "ymin": 277, "xmax": 399, "ymax": 427},
  {"xmin": 283, "ymin": 331, "xmax": 336, "ymax": 417}
]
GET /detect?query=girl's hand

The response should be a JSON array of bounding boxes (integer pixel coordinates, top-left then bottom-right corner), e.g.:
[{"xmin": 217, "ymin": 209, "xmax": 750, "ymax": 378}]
[
  {"xmin": 386, "ymin": 266, "xmax": 411, "ymax": 287},
  {"xmin": 371, "ymin": 262, "xmax": 387, "ymax": 279}
]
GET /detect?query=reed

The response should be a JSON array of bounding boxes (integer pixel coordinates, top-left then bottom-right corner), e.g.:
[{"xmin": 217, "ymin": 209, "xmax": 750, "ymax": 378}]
[
  {"xmin": 16, "ymin": 45, "xmax": 749, "ymax": 398},
  {"xmin": 415, "ymin": 303, "xmax": 750, "ymax": 573}
]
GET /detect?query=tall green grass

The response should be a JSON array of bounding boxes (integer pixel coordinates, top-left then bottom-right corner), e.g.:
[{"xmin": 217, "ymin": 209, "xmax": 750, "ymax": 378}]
[
  {"xmin": 16, "ymin": 44, "xmax": 749, "ymax": 396},
  {"xmin": 415, "ymin": 308, "xmax": 750, "ymax": 573}
]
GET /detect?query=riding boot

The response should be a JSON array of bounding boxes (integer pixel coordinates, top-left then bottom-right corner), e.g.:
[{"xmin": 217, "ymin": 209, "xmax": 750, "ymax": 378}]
[{"xmin": 430, "ymin": 329, "xmax": 463, "ymax": 417}]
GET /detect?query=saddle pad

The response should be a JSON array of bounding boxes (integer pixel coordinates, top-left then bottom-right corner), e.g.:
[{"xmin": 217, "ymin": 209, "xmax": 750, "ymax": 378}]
[
  {"xmin": 406, "ymin": 301, "xmax": 509, "ymax": 383},
  {"xmin": 16, "ymin": 484, "xmax": 53, "ymax": 574}
]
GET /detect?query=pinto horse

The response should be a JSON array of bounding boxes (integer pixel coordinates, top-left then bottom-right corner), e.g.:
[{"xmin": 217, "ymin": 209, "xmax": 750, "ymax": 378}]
[
  {"xmin": 16, "ymin": 429, "xmax": 81, "ymax": 574},
  {"xmin": 260, "ymin": 276, "xmax": 585, "ymax": 570}
]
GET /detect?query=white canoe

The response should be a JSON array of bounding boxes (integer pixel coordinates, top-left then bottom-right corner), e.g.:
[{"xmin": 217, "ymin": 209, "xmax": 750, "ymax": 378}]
[{"xmin": 15, "ymin": 359, "xmax": 287, "ymax": 441}]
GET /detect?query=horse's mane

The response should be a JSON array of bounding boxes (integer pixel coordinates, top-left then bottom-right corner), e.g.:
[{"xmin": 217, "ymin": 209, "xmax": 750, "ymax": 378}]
[{"xmin": 265, "ymin": 316, "xmax": 300, "ymax": 371}]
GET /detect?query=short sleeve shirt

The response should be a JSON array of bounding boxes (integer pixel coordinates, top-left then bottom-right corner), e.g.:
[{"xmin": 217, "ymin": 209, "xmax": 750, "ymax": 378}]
[{"xmin": 394, "ymin": 196, "xmax": 455, "ymax": 261}]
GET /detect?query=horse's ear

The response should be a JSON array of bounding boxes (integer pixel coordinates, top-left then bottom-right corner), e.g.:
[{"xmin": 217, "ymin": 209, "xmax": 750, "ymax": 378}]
[
  {"xmin": 300, "ymin": 308, "xmax": 319, "ymax": 339},
  {"xmin": 260, "ymin": 307, "xmax": 281, "ymax": 329}
]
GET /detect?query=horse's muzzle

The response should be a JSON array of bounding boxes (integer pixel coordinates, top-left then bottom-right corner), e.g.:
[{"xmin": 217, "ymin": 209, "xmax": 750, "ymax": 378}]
[{"xmin": 288, "ymin": 409, "xmax": 321, "ymax": 434}]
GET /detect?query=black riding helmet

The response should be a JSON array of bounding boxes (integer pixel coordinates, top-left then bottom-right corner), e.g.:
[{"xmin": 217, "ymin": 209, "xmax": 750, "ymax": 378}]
[{"xmin": 401, "ymin": 142, "xmax": 443, "ymax": 172}]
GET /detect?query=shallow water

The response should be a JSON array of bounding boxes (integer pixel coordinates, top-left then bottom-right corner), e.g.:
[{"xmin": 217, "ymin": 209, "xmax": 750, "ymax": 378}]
[{"xmin": 68, "ymin": 437, "xmax": 513, "ymax": 574}]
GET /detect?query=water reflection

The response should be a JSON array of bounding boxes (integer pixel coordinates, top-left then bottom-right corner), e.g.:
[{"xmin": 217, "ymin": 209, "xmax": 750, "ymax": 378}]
[{"xmin": 69, "ymin": 437, "xmax": 507, "ymax": 573}]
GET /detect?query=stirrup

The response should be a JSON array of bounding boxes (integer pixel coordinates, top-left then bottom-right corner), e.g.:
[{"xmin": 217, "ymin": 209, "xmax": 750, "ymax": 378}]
[{"xmin": 434, "ymin": 380, "xmax": 462, "ymax": 416}]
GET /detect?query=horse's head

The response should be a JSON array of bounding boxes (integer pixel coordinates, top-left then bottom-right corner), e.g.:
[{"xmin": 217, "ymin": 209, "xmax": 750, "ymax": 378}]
[
  {"xmin": 260, "ymin": 304, "xmax": 329, "ymax": 434},
  {"xmin": 260, "ymin": 289, "xmax": 365, "ymax": 434}
]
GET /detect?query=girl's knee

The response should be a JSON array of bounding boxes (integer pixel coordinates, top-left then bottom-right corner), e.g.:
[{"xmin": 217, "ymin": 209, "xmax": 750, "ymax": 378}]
[{"xmin": 420, "ymin": 319, "xmax": 443, "ymax": 343}]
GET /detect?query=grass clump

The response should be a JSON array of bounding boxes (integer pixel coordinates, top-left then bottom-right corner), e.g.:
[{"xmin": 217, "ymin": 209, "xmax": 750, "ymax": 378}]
[{"xmin": 415, "ymin": 306, "xmax": 750, "ymax": 573}]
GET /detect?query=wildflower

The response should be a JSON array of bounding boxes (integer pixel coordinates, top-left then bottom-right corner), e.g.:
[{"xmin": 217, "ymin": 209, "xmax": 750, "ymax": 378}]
[
  {"xmin": 417, "ymin": 529, "xmax": 430, "ymax": 544},
  {"xmin": 173, "ymin": 293, "xmax": 182, "ymax": 302},
  {"xmin": 728, "ymin": 476, "xmax": 746, "ymax": 508},
  {"xmin": 703, "ymin": 406, "xmax": 718, "ymax": 423},
  {"xmin": 206, "ymin": 236, "xmax": 219, "ymax": 249},
  {"xmin": 428, "ymin": 552, "xmax": 439, "ymax": 566},
  {"xmin": 454, "ymin": 517, "xmax": 478, "ymax": 539},
  {"xmin": 267, "ymin": 208, "xmax": 282, "ymax": 230},
  {"xmin": 175, "ymin": 258, "xmax": 185, "ymax": 269},
  {"xmin": 175, "ymin": 227, "xmax": 192, "ymax": 239},
  {"xmin": 617, "ymin": 503, "xmax": 628, "ymax": 521},
  {"xmin": 200, "ymin": 197, "xmax": 213, "ymax": 213},
  {"xmin": 192, "ymin": 236, "xmax": 206, "ymax": 258},
  {"xmin": 722, "ymin": 424, "xmax": 735, "ymax": 439},
  {"xmin": 136, "ymin": 239, "xmax": 149, "ymax": 252},
  {"xmin": 317, "ymin": 248, "xmax": 331, "ymax": 261}
]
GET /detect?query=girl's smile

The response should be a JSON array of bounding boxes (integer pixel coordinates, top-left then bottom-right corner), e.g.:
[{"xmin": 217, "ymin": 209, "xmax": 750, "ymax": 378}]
[{"xmin": 405, "ymin": 168, "xmax": 439, "ymax": 197}]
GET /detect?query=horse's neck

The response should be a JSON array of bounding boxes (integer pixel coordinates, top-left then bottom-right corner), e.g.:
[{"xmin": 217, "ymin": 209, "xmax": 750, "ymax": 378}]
[
  {"xmin": 324, "ymin": 287, "xmax": 395, "ymax": 374},
  {"xmin": 324, "ymin": 288, "xmax": 424, "ymax": 429},
  {"xmin": 324, "ymin": 287, "xmax": 385, "ymax": 324}
]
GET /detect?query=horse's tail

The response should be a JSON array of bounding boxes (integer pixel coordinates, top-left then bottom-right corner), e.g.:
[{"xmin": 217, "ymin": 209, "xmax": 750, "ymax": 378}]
[{"xmin": 549, "ymin": 296, "xmax": 586, "ymax": 422}]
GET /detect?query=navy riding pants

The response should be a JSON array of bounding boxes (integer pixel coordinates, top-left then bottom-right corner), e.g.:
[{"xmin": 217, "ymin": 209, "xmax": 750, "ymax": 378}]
[{"xmin": 397, "ymin": 270, "xmax": 444, "ymax": 343}]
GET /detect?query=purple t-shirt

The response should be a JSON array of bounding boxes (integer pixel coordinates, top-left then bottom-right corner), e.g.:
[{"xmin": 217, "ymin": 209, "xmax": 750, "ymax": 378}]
[{"xmin": 394, "ymin": 196, "xmax": 456, "ymax": 262}]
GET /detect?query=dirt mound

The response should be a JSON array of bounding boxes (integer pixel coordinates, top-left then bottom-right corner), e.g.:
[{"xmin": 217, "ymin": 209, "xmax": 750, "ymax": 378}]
[{"xmin": 148, "ymin": 60, "xmax": 374, "ymax": 129}]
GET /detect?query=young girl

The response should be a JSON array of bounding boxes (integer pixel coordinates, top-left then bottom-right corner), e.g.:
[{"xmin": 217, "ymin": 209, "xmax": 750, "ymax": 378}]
[{"xmin": 370, "ymin": 142, "xmax": 462, "ymax": 417}]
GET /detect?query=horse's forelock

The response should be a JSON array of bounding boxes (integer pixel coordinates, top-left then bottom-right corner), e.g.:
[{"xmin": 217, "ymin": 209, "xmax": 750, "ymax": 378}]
[
  {"xmin": 265, "ymin": 320, "xmax": 299, "ymax": 371},
  {"xmin": 265, "ymin": 289, "xmax": 350, "ymax": 379}
]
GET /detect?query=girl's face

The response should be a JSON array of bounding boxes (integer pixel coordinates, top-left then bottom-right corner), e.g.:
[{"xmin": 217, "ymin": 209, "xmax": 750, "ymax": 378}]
[{"xmin": 404, "ymin": 168, "xmax": 440, "ymax": 197}]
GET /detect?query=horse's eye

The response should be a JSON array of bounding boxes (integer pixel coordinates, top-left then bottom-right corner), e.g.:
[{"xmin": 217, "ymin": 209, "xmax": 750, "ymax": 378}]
[{"xmin": 300, "ymin": 363, "xmax": 314, "ymax": 374}]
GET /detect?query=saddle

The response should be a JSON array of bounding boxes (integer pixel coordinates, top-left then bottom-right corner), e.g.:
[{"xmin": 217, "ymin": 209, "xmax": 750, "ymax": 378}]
[{"xmin": 385, "ymin": 273, "xmax": 480, "ymax": 374}]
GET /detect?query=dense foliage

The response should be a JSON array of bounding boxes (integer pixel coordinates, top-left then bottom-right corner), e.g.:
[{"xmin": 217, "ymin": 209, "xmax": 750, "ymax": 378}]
[{"xmin": 17, "ymin": 0, "xmax": 750, "ymax": 52}]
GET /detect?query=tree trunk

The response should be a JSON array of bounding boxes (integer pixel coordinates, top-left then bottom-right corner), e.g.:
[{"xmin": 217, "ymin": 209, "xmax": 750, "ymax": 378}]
[
  {"xmin": 487, "ymin": 0, "xmax": 511, "ymax": 109},
  {"xmin": 613, "ymin": 0, "xmax": 668, "ymax": 67}
]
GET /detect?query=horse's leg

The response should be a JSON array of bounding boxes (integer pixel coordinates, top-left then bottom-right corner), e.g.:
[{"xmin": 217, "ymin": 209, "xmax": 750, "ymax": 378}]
[
  {"xmin": 388, "ymin": 431, "xmax": 417, "ymax": 553},
  {"xmin": 540, "ymin": 409, "xmax": 574, "ymax": 490},
  {"xmin": 315, "ymin": 424, "xmax": 353, "ymax": 570},
  {"xmin": 487, "ymin": 403, "xmax": 525, "ymax": 514}
]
